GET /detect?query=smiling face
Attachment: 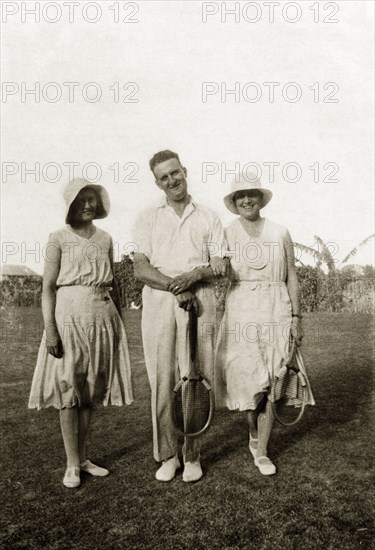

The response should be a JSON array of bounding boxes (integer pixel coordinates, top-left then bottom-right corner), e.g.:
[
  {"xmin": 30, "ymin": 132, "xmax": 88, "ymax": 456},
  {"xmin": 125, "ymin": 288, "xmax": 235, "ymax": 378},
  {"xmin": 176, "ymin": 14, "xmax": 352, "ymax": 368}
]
[
  {"xmin": 234, "ymin": 190, "xmax": 263, "ymax": 221},
  {"xmin": 69, "ymin": 187, "xmax": 98, "ymax": 225},
  {"xmin": 152, "ymin": 158, "xmax": 188, "ymax": 204}
]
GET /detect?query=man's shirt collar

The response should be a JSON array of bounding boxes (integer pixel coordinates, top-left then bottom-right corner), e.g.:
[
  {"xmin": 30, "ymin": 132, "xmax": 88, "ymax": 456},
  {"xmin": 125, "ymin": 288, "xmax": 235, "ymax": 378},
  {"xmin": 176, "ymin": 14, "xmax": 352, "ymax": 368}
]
[{"xmin": 156, "ymin": 195, "xmax": 197, "ymax": 209}]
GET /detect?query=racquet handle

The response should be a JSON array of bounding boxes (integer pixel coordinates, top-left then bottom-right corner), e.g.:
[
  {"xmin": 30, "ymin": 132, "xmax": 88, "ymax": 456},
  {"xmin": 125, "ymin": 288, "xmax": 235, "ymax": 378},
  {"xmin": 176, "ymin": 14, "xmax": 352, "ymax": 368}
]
[
  {"xmin": 285, "ymin": 336, "xmax": 297, "ymax": 367},
  {"xmin": 189, "ymin": 309, "xmax": 198, "ymax": 364}
]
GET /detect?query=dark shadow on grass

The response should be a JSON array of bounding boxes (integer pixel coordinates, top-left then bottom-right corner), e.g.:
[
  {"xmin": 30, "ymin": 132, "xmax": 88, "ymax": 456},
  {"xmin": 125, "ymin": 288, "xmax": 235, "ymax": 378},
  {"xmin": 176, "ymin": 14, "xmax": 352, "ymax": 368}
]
[
  {"xmin": 203, "ymin": 337, "xmax": 373, "ymax": 465},
  {"xmin": 273, "ymin": 342, "xmax": 373, "ymax": 458},
  {"xmin": 202, "ymin": 411, "xmax": 247, "ymax": 467}
]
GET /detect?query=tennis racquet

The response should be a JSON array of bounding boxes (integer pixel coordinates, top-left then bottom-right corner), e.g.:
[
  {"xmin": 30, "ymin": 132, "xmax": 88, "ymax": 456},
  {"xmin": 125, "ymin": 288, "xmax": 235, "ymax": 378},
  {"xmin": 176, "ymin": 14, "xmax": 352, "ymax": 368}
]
[
  {"xmin": 172, "ymin": 309, "xmax": 214, "ymax": 437},
  {"xmin": 271, "ymin": 336, "xmax": 308, "ymax": 427}
]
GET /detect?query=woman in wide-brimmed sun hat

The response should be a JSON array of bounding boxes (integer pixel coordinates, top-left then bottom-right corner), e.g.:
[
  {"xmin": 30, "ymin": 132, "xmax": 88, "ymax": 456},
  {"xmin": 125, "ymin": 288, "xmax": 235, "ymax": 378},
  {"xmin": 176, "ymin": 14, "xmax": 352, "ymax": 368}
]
[
  {"xmin": 29, "ymin": 178, "xmax": 133, "ymax": 489},
  {"xmin": 215, "ymin": 173, "xmax": 314, "ymax": 476}
]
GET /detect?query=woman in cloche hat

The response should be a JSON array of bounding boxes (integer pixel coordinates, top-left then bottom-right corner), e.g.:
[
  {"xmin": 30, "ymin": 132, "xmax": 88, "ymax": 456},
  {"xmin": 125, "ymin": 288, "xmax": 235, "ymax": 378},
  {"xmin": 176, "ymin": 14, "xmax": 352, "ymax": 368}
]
[
  {"xmin": 215, "ymin": 173, "xmax": 314, "ymax": 476},
  {"xmin": 29, "ymin": 178, "xmax": 133, "ymax": 488}
]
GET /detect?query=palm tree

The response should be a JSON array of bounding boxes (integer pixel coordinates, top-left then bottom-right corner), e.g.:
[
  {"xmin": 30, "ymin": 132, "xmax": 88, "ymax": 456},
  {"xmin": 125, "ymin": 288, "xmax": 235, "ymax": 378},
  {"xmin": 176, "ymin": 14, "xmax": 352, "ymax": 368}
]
[
  {"xmin": 294, "ymin": 233, "xmax": 375, "ymax": 271},
  {"xmin": 294, "ymin": 233, "xmax": 374, "ymax": 312},
  {"xmin": 294, "ymin": 235, "xmax": 336, "ymax": 272},
  {"xmin": 341, "ymin": 234, "xmax": 375, "ymax": 265}
]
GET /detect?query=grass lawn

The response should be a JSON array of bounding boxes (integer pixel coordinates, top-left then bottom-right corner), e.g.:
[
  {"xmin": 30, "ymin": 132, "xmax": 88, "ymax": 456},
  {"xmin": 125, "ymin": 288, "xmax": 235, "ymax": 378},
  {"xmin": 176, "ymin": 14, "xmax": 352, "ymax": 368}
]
[{"xmin": 0, "ymin": 308, "xmax": 374, "ymax": 550}]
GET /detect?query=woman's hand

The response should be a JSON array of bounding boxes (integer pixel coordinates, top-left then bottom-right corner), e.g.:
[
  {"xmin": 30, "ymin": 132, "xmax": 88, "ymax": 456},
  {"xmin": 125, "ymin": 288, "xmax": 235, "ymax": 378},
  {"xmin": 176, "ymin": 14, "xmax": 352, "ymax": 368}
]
[
  {"xmin": 46, "ymin": 340, "xmax": 63, "ymax": 359},
  {"xmin": 210, "ymin": 257, "xmax": 228, "ymax": 277},
  {"xmin": 291, "ymin": 317, "xmax": 304, "ymax": 347},
  {"xmin": 45, "ymin": 326, "xmax": 63, "ymax": 358}
]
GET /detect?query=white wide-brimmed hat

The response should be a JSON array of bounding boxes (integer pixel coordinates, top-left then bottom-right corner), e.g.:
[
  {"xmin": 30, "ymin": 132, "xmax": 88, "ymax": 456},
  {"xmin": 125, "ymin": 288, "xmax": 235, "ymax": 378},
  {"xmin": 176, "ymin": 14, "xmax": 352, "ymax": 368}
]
[
  {"xmin": 223, "ymin": 173, "xmax": 273, "ymax": 214},
  {"xmin": 63, "ymin": 178, "xmax": 110, "ymax": 223}
]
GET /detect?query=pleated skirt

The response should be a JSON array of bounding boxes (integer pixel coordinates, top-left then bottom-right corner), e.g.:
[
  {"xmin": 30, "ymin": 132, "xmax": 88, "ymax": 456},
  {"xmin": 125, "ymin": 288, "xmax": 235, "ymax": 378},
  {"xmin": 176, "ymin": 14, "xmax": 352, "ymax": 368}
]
[{"xmin": 29, "ymin": 286, "xmax": 133, "ymax": 410}]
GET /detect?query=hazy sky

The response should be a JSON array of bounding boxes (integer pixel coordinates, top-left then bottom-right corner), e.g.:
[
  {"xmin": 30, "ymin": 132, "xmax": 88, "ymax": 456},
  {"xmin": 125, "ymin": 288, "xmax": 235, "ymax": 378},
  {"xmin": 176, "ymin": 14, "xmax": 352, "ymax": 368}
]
[{"xmin": 1, "ymin": 0, "xmax": 374, "ymax": 274}]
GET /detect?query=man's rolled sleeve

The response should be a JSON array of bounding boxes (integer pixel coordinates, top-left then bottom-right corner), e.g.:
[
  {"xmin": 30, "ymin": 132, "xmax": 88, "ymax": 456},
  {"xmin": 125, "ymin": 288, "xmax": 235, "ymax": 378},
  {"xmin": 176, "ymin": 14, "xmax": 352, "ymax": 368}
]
[
  {"xmin": 133, "ymin": 210, "xmax": 153, "ymax": 260},
  {"xmin": 208, "ymin": 212, "xmax": 226, "ymax": 259}
]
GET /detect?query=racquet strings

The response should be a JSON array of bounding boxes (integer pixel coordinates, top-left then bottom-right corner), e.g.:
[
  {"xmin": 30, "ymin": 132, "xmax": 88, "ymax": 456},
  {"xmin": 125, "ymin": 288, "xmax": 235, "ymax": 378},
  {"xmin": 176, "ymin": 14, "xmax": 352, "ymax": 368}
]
[
  {"xmin": 273, "ymin": 364, "xmax": 306, "ymax": 425},
  {"xmin": 174, "ymin": 379, "xmax": 211, "ymax": 436}
]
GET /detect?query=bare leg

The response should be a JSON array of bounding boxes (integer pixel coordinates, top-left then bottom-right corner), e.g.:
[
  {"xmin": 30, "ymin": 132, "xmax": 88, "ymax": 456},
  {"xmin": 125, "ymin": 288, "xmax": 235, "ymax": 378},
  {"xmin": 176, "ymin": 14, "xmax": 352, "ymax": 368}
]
[
  {"xmin": 247, "ymin": 397, "xmax": 266, "ymax": 450},
  {"xmin": 60, "ymin": 407, "xmax": 80, "ymax": 468},
  {"xmin": 257, "ymin": 399, "xmax": 274, "ymax": 458},
  {"xmin": 247, "ymin": 409, "xmax": 258, "ymax": 440},
  {"xmin": 78, "ymin": 406, "xmax": 92, "ymax": 463},
  {"xmin": 247, "ymin": 396, "xmax": 274, "ymax": 457},
  {"xmin": 77, "ymin": 405, "xmax": 109, "ymax": 477}
]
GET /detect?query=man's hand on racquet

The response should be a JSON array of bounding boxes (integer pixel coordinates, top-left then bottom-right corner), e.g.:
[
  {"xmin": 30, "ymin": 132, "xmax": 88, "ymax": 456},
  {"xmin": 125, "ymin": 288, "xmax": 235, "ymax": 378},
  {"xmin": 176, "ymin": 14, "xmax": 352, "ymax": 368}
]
[
  {"xmin": 291, "ymin": 318, "xmax": 304, "ymax": 347},
  {"xmin": 176, "ymin": 291, "xmax": 199, "ymax": 314}
]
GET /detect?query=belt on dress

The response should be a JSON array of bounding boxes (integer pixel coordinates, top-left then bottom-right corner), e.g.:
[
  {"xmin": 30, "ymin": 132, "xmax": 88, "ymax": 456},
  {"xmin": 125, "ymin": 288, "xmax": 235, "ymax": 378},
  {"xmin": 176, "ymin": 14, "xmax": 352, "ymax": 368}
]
[
  {"xmin": 231, "ymin": 281, "xmax": 285, "ymax": 285},
  {"xmin": 58, "ymin": 285, "xmax": 113, "ymax": 293},
  {"xmin": 231, "ymin": 281, "xmax": 285, "ymax": 289}
]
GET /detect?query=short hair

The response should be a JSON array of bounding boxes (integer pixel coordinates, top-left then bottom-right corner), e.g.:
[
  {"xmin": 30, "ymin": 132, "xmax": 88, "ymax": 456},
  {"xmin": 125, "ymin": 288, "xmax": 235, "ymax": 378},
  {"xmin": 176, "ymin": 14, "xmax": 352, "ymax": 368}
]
[
  {"xmin": 149, "ymin": 150, "xmax": 182, "ymax": 173},
  {"xmin": 66, "ymin": 186, "xmax": 105, "ymax": 224}
]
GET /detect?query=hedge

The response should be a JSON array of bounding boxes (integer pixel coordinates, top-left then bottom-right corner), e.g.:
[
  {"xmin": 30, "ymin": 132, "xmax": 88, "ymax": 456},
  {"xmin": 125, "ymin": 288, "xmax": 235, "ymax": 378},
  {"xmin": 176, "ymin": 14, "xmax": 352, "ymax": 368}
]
[{"xmin": 1, "ymin": 261, "xmax": 374, "ymax": 313}]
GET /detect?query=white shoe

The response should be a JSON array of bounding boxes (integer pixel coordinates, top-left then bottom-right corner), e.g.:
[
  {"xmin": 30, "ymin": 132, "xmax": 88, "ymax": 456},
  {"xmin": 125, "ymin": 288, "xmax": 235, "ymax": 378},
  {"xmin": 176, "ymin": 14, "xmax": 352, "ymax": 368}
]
[
  {"xmin": 155, "ymin": 455, "xmax": 180, "ymax": 482},
  {"xmin": 182, "ymin": 461, "xmax": 203, "ymax": 483},
  {"xmin": 80, "ymin": 460, "xmax": 109, "ymax": 477},
  {"xmin": 254, "ymin": 456, "xmax": 276, "ymax": 476},
  {"xmin": 63, "ymin": 467, "xmax": 81, "ymax": 488}
]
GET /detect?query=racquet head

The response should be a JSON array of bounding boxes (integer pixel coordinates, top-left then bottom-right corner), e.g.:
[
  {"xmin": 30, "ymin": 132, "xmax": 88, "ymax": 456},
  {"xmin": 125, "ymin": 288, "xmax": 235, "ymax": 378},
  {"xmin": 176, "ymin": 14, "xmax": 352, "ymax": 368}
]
[
  {"xmin": 271, "ymin": 337, "xmax": 308, "ymax": 426},
  {"xmin": 173, "ymin": 376, "xmax": 213, "ymax": 437},
  {"xmin": 173, "ymin": 309, "xmax": 214, "ymax": 437}
]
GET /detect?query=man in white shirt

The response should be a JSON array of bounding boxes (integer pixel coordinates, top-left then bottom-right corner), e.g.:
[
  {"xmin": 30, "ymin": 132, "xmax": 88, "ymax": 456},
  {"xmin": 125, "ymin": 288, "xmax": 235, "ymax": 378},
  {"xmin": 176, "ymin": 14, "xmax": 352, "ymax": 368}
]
[{"xmin": 133, "ymin": 149, "xmax": 226, "ymax": 482}]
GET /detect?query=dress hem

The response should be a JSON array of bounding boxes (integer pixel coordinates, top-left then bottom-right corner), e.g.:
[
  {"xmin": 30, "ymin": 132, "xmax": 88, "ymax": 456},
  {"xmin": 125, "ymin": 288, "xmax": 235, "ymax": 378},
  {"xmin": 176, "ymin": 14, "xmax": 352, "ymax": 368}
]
[{"xmin": 28, "ymin": 399, "xmax": 133, "ymax": 411}]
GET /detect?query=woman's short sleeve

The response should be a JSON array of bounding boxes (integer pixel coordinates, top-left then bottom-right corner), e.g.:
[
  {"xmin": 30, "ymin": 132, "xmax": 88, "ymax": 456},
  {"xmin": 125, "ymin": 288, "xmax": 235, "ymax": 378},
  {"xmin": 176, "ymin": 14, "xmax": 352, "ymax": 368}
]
[{"xmin": 44, "ymin": 231, "xmax": 62, "ymax": 265}]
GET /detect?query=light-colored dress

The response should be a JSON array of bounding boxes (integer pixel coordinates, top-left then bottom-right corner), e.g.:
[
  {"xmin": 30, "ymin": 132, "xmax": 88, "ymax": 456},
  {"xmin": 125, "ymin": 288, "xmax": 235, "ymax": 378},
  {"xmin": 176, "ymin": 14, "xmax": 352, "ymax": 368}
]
[
  {"xmin": 28, "ymin": 226, "xmax": 133, "ymax": 410},
  {"xmin": 215, "ymin": 218, "xmax": 314, "ymax": 411}
]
